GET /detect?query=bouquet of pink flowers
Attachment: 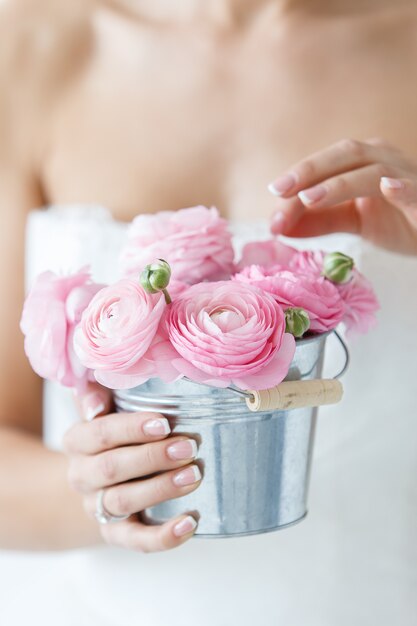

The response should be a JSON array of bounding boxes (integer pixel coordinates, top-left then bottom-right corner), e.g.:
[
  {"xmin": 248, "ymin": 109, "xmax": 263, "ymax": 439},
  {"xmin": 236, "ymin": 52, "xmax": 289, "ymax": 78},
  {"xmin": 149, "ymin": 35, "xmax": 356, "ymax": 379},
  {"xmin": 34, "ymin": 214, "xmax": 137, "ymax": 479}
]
[{"xmin": 21, "ymin": 206, "xmax": 379, "ymax": 393}]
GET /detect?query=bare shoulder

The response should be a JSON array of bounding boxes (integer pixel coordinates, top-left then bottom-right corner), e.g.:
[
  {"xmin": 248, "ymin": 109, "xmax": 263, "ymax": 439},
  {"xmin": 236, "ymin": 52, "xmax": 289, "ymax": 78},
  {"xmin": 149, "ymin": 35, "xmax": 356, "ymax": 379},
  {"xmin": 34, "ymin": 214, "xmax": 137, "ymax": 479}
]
[
  {"xmin": 0, "ymin": 0, "xmax": 96, "ymax": 166},
  {"xmin": 0, "ymin": 1, "xmax": 94, "ymax": 127},
  {"xmin": 0, "ymin": 0, "xmax": 95, "ymax": 89}
]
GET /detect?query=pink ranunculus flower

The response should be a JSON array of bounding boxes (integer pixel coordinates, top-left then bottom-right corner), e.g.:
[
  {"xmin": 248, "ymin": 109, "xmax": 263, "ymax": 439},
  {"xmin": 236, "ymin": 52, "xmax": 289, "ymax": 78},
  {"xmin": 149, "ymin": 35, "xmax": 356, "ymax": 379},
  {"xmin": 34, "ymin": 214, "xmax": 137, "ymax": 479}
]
[
  {"xmin": 234, "ymin": 265, "xmax": 345, "ymax": 333},
  {"xmin": 74, "ymin": 280, "xmax": 171, "ymax": 389},
  {"xmin": 168, "ymin": 279, "xmax": 189, "ymax": 299},
  {"xmin": 289, "ymin": 250, "xmax": 379, "ymax": 335},
  {"xmin": 166, "ymin": 281, "xmax": 296, "ymax": 391},
  {"xmin": 120, "ymin": 206, "xmax": 235, "ymax": 284},
  {"xmin": 288, "ymin": 249, "xmax": 325, "ymax": 277},
  {"xmin": 337, "ymin": 273, "xmax": 379, "ymax": 336},
  {"xmin": 237, "ymin": 239, "xmax": 297, "ymax": 270},
  {"xmin": 20, "ymin": 269, "xmax": 103, "ymax": 390}
]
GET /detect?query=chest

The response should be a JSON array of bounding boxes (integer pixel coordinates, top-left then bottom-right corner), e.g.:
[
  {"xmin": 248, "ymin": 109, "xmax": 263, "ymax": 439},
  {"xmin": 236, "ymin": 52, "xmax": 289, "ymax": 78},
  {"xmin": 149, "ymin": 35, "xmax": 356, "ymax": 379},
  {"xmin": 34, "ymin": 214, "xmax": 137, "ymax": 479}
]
[{"xmin": 42, "ymin": 10, "xmax": 417, "ymax": 222}]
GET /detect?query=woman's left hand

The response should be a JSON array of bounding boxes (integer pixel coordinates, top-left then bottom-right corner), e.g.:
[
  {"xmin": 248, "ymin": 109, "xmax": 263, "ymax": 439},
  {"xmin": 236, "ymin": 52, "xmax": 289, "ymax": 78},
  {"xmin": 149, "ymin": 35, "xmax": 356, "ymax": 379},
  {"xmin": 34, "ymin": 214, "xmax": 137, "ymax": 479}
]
[{"xmin": 268, "ymin": 138, "xmax": 417, "ymax": 255}]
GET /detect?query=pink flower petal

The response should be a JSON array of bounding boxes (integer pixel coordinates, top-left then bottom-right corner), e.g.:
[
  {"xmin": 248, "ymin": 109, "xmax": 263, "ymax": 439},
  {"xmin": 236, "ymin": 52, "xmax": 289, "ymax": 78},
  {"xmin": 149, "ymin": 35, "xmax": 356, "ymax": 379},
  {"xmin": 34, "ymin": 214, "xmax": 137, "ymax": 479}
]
[
  {"xmin": 120, "ymin": 206, "xmax": 235, "ymax": 284},
  {"xmin": 20, "ymin": 268, "xmax": 102, "ymax": 388}
]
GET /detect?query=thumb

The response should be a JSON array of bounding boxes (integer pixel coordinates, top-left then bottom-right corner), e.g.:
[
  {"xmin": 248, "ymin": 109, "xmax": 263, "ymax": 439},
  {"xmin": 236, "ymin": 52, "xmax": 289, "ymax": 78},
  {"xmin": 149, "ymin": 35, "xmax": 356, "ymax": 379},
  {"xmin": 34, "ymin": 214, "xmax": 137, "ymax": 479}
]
[
  {"xmin": 380, "ymin": 177, "xmax": 417, "ymax": 218},
  {"xmin": 74, "ymin": 382, "xmax": 113, "ymax": 422}
]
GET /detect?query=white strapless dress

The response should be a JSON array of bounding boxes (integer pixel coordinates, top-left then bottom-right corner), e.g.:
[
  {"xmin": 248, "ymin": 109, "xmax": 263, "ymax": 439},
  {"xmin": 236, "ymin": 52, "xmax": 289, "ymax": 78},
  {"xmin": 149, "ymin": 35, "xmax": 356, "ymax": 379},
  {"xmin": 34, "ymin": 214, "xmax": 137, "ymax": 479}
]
[{"xmin": 1, "ymin": 206, "xmax": 416, "ymax": 626}]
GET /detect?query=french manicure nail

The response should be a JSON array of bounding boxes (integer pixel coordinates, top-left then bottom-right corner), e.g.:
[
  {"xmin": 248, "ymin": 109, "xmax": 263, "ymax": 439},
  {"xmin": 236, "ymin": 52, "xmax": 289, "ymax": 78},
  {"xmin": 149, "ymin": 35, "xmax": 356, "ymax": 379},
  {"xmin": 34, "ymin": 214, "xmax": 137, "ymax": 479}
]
[
  {"xmin": 298, "ymin": 185, "xmax": 327, "ymax": 205},
  {"xmin": 173, "ymin": 515, "xmax": 198, "ymax": 537},
  {"xmin": 173, "ymin": 465, "xmax": 202, "ymax": 487},
  {"xmin": 268, "ymin": 173, "xmax": 297, "ymax": 196},
  {"xmin": 167, "ymin": 439, "xmax": 198, "ymax": 461},
  {"xmin": 381, "ymin": 176, "xmax": 404, "ymax": 190},
  {"xmin": 143, "ymin": 418, "xmax": 171, "ymax": 436},
  {"xmin": 82, "ymin": 392, "xmax": 106, "ymax": 421}
]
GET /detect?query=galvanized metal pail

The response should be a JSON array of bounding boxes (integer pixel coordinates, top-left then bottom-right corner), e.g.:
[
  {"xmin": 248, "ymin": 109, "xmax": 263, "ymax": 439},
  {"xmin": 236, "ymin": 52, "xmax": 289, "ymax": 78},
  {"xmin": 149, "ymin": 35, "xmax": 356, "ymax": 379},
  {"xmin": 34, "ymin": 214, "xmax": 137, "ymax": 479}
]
[{"xmin": 114, "ymin": 332, "xmax": 338, "ymax": 537}]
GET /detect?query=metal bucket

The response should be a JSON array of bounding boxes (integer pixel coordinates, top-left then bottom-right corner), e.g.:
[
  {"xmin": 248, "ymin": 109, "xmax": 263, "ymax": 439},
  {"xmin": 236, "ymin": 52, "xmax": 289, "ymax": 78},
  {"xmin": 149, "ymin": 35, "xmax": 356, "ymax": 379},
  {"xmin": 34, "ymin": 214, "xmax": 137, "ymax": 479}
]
[{"xmin": 114, "ymin": 333, "xmax": 331, "ymax": 537}]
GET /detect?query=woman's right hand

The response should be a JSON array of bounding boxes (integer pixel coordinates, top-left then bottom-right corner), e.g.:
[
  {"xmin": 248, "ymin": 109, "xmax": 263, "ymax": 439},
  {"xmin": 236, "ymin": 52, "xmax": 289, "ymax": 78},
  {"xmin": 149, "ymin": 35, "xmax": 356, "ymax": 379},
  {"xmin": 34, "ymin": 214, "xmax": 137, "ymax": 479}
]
[
  {"xmin": 269, "ymin": 138, "xmax": 417, "ymax": 255},
  {"xmin": 63, "ymin": 385, "xmax": 202, "ymax": 552}
]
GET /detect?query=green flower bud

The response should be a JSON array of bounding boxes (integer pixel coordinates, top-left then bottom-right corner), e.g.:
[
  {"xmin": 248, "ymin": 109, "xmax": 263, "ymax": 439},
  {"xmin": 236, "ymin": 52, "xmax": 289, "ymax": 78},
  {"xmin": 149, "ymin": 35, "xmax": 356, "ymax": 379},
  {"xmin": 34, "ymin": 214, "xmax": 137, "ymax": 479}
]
[
  {"xmin": 323, "ymin": 251, "xmax": 354, "ymax": 284},
  {"xmin": 285, "ymin": 307, "xmax": 310, "ymax": 338},
  {"xmin": 140, "ymin": 259, "xmax": 172, "ymax": 303}
]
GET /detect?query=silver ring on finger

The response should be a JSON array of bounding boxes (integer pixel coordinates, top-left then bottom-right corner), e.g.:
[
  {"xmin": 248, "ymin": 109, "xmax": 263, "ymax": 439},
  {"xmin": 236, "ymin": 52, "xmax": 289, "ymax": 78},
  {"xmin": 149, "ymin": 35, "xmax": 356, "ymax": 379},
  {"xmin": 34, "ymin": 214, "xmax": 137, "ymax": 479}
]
[{"xmin": 94, "ymin": 489, "xmax": 130, "ymax": 525}]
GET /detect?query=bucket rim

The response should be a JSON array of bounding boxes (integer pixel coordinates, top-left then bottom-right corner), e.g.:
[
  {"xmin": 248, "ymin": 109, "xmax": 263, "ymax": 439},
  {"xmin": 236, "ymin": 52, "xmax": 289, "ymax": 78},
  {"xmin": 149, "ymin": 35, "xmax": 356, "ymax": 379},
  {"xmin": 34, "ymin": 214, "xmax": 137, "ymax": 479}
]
[
  {"xmin": 294, "ymin": 330, "xmax": 331, "ymax": 346},
  {"xmin": 114, "ymin": 331, "xmax": 332, "ymax": 411}
]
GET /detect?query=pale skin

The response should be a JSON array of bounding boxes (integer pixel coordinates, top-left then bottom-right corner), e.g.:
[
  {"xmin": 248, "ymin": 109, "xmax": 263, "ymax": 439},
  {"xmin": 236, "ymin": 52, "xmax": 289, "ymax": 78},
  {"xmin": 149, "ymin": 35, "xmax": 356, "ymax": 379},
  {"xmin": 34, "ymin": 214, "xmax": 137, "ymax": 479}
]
[{"xmin": 1, "ymin": 0, "xmax": 417, "ymax": 552}]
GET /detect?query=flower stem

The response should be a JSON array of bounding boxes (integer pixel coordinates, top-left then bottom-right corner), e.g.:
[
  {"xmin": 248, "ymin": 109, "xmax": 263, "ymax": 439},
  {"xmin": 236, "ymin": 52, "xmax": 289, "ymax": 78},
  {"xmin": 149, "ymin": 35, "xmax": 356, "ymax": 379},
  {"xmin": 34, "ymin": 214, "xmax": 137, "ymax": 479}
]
[{"xmin": 163, "ymin": 288, "xmax": 172, "ymax": 304}]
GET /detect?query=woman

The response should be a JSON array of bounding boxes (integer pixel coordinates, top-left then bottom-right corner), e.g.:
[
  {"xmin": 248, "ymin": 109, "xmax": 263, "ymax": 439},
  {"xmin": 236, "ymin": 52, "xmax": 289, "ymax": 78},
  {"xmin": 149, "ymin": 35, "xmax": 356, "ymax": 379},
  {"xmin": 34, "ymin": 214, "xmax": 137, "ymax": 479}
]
[{"xmin": 1, "ymin": 0, "xmax": 416, "ymax": 623}]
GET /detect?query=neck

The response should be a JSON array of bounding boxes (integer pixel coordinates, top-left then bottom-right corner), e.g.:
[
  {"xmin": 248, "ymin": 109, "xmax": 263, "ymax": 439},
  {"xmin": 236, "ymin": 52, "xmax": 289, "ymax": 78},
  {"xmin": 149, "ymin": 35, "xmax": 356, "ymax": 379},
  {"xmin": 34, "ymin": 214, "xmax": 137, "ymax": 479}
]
[
  {"xmin": 110, "ymin": 0, "xmax": 307, "ymax": 27},
  {"xmin": 109, "ymin": 0, "xmax": 401, "ymax": 26},
  {"xmin": 197, "ymin": 0, "xmax": 302, "ymax": 25}
]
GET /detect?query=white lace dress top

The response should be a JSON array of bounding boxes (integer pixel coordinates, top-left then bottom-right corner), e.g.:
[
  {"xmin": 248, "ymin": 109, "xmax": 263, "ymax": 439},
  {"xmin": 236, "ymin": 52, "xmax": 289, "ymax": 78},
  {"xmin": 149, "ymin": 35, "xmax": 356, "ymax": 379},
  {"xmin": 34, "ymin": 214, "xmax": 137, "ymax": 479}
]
[{"xmin": 1, "ymin": 205, "xmax": 416, "ymax": 626}]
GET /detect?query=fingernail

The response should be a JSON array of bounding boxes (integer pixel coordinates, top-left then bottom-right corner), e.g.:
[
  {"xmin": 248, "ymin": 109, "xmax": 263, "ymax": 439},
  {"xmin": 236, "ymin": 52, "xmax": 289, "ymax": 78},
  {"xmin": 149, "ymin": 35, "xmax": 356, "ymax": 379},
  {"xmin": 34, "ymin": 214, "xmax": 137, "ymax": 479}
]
[
  {"xmin": 268, "ymin": 174, "xmax": 297, "ymax": 196},
  {"xmin": 143, "ymin": 418, "xmax": 171, "ymax": 436},
  {"xmin": 82, "ymin": 392, "xmax": 106, "ymax": 421},
  {"xmin": 381, "ymin": 176, "xmax": 404, "ymax": 190},
  {"xmin": 173, "ymin": 515, "xmax": 198, "ymax": 537},
  {"xmin": 173, "ymin": 465, "xmax": 202, "ymax": 487},
  {"xmin": 271, "ymin": 211, "xmax": 286, "ymax": 233},
  {"xmin": 167, "ymin": 439, "xmax": 198, "ymax": 461},
  {"xmin": 298, "ymin": 185, "xmax": 327, "ymax": 205}
]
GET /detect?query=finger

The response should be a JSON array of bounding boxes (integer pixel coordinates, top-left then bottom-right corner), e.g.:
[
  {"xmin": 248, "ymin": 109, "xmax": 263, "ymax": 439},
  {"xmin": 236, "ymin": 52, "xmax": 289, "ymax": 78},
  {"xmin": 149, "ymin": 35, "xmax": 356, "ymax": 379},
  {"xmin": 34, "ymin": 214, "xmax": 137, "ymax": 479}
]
[
  {"xmin": 267, "ymin": 138, "xmax": 412, "ymax": 199},
  {"xmin": 365, "ymin": 137, "xmax": 401, "ymax": 151},
  {"xmin": 69, "ymin": 438, "xmax": 199, "ymax": 492},
  {"xmin": 281, "ymin": 201, "xmax": 361, "ymax": 238},
  {"xmin": 380, "ymin": 177, "xmax": 417, "ymax": 215},
  {"xmin": 271, "ymin": 193, "xmax": 360, "ymax": 236},
  {"xmin": 85, "ymin": 464, "xmax": 202, "ymax": 517},
  {"xmin": 271, "ymin": 196, "xmax": 307, "ymax": 235},
  {"xmin": 63, "ymin": 411, "xmax": 171, "ymax": 455},
  {"xmin": 101, "ymin": 514, "xmax": 198, "ymax": 552},
  {"xmin": 74, "ymin": 382, "xmax": 113, "ymax": 422},
  {"xmin": 296, "ymin": 163, "xmax": 409, "ymax": 210},
  {"xmin": 270, "ymin": 162, "xmax": 402, "ymax": 235}
]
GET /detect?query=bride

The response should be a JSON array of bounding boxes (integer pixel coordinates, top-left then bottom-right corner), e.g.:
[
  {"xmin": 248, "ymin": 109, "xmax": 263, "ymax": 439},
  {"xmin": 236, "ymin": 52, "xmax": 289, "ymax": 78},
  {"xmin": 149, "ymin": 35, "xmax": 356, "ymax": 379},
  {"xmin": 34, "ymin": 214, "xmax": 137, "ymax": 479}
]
[{"xmin": 1, "ymin": 0, "xmax": 417, "ymax": 624}]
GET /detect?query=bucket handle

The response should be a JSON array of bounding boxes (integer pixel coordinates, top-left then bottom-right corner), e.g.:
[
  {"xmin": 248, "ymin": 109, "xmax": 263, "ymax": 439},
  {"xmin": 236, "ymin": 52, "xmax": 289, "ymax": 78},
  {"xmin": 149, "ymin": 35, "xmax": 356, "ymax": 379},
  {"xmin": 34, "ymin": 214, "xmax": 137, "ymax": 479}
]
[
  {"xmin": 332, "ymin": 331, "xmax": 350, "ymax": 379},
  {"xmin": 245, "ymin": 378, "xmax": 343, "ymax": 412},
  {"xmin": 241, "ymin": 331, "xmax": 349, "ymax": 413}
]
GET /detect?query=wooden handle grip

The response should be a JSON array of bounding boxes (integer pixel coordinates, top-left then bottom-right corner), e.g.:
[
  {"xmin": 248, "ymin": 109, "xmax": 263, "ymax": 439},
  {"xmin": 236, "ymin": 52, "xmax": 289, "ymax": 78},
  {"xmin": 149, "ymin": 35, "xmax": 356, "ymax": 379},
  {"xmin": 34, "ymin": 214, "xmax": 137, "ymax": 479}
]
[{"xmin": 246, "ymin": 379, "xmax": 343, "ymax": 412}]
